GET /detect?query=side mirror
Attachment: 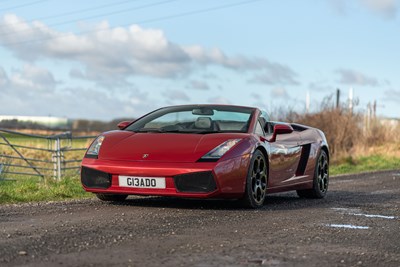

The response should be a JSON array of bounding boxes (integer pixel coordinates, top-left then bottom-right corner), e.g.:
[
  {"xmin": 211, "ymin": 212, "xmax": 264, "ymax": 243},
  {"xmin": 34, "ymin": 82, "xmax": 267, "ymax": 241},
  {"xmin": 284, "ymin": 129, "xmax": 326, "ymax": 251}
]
[
  {"xmin": 268, "ymin": 124, "xmax": 293, "ymax": 142},
  {"xmin": 117, "ymin": 121, "xmax": 132, "ymax": 130}
]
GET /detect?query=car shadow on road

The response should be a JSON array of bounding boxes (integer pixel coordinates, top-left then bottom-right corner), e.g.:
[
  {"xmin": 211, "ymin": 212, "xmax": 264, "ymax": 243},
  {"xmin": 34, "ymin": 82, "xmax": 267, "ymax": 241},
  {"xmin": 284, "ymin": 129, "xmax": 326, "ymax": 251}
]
[
  {"xmin": 104, "ymin": 188, "xmax": 399, "ymax": 211},
  {"xmin": 104, "ymin": 192, "xmax": 322, "ymax": 211}
]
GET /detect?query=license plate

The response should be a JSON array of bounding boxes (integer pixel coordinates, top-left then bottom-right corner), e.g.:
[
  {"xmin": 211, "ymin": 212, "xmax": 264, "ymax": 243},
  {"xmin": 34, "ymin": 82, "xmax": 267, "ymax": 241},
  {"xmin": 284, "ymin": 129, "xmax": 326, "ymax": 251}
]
[{"xmin": 119, "ymin": 176, "xmax": 166, "ymax": 189}]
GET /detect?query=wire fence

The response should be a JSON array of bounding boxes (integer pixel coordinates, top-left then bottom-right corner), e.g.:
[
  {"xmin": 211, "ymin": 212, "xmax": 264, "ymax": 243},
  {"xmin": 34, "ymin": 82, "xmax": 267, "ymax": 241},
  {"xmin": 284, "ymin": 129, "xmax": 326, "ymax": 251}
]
[{"xmin": 0, "ymin": 128, "xmax": 96, "ymax": 181}]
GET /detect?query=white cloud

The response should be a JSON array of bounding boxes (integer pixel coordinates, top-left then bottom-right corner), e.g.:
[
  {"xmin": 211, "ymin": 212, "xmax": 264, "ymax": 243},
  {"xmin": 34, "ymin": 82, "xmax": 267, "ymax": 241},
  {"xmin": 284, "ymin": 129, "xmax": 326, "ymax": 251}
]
[
  {"xmin": 249, "ymin": 64, "xmax": 299, "ymax": 86},
  {"xmin": 10, "ymin": 64, "xmax": 57, "ymax": 92},
  {"xmin": 330, "ymin": 0, "xmax": 398, "ymax": 18},
  {"xmin": 0, "ymin": 64, "xmax": 155, "ymax": 120},
  {"xmin": 360, "ymin": 0, "xmax": 397, "ymax": 19},
  {"xmin": 0, "ymin": 14, "xmax": 297, "ymax": 85},
  {"xmin": 0, "ymin": 64, "xmax": 56, "ymax": 95},
  {"xmin": 0, "ymin": 14, "xmax": 304, "ymax": 119},
  {"xmin": 183, "ymin": 46, "xmax": 271, "ymax": 71},
  {"xmin": 336, "ymin": 69, "xmax": 379, "ymax": 86},
  {"xmin": 69, "ymin": 67, "xmax": 134, "ymax": 89}
]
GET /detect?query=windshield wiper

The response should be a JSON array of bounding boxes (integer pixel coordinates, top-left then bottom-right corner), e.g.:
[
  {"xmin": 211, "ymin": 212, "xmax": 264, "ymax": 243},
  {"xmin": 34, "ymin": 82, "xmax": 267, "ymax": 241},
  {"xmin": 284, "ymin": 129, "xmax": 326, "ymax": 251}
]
[
  {"xmin": 137, "ymin": 128, "xmax": 221, "ymax": 134},
  {"xmin": 137, "ymin": 128, "xmax": 165, "ymax": 133},
  {"xmin": 195, "ymin": 130, "xmax": 221, "ymax": 134},
  {"xmin": 137, "ymin": 128, "xmax": 188, "ymax": 133}
]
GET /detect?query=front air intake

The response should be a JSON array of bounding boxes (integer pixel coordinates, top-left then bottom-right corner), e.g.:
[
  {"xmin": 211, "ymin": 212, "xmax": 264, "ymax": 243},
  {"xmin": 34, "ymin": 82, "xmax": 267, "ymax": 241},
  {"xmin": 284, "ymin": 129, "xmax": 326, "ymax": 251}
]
[
  {"xmin": 81, "ymin": 167, "xmax": 112, "ymax": 189},
  {"xmin": 174, "ymin": 171, "xmax": 217, "ymax": 193}
]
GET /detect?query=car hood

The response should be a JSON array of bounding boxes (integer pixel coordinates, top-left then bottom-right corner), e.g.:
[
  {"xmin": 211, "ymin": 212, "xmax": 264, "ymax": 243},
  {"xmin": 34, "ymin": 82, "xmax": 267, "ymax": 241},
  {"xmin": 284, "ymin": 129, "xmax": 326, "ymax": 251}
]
[{"xmin": 98, "ymin": 131, "xmax": 246, "ymax": 163}]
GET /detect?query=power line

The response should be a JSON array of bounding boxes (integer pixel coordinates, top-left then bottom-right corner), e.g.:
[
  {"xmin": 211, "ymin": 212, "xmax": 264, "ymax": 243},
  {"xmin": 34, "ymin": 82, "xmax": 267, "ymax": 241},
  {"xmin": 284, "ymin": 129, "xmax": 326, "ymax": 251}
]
[
  {"xmin": 0, "ymin": 0, "xmax": 179, "ymax": 37},
  {"xmin": 0, "ymin": 0, "xmax": 140, "ymax": 29},
  {"xmin": 0, "ymin": 0, "xmax": 48, "ymax": 12},
  {"xmin": 2, "ymin": 0, "xmax": 264, "ymax": 47},
  {"xmin": 136, "ymin": 0, "xmax": 264, "ymax": 26}
]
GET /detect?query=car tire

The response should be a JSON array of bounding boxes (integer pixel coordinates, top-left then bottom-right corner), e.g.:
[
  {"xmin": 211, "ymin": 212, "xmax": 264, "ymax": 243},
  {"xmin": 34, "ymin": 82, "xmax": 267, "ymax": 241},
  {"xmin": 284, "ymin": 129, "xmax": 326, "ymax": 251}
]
[
  {"xmin": 297, "ymin": 149, "xmax": 329, "ymax": 199},
  {"xmin": 240, "ymin": 150, "xmax": 268, "ymax": 208},
  {"xmin": 95, "ymin": 193, "xmax": 128, "ymax": 202}
]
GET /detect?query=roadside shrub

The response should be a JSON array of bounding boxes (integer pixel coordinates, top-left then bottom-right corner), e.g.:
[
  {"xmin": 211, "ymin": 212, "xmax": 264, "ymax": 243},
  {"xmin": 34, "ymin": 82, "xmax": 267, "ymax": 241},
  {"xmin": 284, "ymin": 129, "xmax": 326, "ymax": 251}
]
[
  {"xmin": 297, "ymin": 106, "xmax": 362, "ymax": 159},
  {"xmin": 269, "ymin": 95, "xmax": 399, "ymax": 161}
]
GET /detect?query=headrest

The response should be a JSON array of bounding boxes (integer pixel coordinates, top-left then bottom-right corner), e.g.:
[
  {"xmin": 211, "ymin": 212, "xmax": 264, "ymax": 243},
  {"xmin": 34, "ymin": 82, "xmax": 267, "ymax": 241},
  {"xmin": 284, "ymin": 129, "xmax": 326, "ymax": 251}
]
[{"xmin": 194, "ymin": 117, "xmax": 212, "ymax": 129}]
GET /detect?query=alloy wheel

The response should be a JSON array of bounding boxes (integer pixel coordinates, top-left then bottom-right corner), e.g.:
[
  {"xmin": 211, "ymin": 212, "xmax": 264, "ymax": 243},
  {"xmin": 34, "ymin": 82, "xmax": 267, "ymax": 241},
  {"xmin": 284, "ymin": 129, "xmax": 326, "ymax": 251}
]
[
  {"xmin": 317, "ymin": 152, "xmax": 329, "ymax": 193},
  {"xmin": 251, "ymin": 154, "xmax": 267, "ymax": 205}
]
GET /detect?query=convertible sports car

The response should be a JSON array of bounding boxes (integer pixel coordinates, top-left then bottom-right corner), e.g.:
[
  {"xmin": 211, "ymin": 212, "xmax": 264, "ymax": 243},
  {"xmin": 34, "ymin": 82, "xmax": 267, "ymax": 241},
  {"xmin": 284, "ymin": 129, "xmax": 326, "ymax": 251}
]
[{"xmin": 81, "ymin": 104, "xmax": 329, "ymax": 208}]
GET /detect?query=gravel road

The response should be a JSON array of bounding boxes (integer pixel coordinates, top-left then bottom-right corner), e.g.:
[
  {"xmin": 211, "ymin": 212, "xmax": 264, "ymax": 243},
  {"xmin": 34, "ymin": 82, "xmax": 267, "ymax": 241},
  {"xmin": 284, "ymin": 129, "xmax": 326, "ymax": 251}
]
[{"xmin": 1, "ymin": 170, "xmax": 399, "ymax": 267}]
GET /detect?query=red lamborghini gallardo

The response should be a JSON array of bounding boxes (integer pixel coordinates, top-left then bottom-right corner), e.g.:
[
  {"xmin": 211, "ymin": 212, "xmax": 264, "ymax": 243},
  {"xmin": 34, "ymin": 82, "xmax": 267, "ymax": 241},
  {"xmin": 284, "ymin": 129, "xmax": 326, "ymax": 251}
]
[{"xmin": 81, "ymin": 105, "xmax": 329, "ymax": 208}]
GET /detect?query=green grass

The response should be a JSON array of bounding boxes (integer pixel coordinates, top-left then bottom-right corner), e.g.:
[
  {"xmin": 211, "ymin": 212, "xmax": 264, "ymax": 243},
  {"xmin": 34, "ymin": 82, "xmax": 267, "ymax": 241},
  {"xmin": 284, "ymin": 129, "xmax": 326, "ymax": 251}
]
[
  {"xmin": 330, "ymin": 154, "xmax": 400, "ymax": 176},
  {"xmin": 0, "ymin": 176, "xmax": 92, "ymax": 204}
]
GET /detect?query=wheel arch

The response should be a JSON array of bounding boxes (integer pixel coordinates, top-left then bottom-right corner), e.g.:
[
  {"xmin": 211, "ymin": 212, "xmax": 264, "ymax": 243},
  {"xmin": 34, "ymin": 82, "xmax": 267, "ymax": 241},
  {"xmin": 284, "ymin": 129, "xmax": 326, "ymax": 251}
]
[
  {"xmin": 255, "ymin": 145, "xmax": 269, "ymax": 172},
  {"xmin": 320, "ymin": 145, "xmax": 329, "ymax": 163}
]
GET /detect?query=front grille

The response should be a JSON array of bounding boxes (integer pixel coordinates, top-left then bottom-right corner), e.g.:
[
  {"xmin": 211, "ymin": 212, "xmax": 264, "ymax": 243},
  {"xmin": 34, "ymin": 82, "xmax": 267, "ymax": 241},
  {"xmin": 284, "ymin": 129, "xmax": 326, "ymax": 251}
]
[
  {"xmin": 81, "ymin": 167, "xmax": 111, "ymax": 189},
  {"xmin": 174, "ymin": 171, "xmax": 217, "ymax": 193}
]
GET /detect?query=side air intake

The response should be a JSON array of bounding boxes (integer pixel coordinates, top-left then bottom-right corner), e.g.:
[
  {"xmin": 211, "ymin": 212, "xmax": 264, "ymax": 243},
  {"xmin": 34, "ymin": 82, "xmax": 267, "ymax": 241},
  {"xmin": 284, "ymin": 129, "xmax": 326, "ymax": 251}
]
[
  {"xmin": 81, "ymin": 167, "xmax": 112, "ymax": 189},
  {"xmin": 174, "ymin": 171, "xmax": 217, "ymax": 193},
  {"xmin": 296, "ymin": 144, "xmax": 311, "ymax": 176}
]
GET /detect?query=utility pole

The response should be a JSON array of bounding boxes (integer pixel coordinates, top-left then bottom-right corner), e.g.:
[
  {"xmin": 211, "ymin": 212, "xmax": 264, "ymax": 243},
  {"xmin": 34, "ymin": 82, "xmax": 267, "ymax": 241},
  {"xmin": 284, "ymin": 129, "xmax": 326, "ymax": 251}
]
[
  {"xmin": 366, "ymin": 102, "xmax": 371, "ymax": 131},
  {"xmin": 336, "ymin": 89, "xmax": 340, "ymax": 109},
  {"xmin": 306, "ymin": 90, "xmax": 310, "ymax": 113}
]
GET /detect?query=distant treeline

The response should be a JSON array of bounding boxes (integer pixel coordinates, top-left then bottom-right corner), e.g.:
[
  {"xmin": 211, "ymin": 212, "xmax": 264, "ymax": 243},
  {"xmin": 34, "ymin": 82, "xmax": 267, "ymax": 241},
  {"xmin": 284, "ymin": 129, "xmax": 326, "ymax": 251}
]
[{"xmin": 0, "ymin": 118, "xmax": 133, "ymax": 132}]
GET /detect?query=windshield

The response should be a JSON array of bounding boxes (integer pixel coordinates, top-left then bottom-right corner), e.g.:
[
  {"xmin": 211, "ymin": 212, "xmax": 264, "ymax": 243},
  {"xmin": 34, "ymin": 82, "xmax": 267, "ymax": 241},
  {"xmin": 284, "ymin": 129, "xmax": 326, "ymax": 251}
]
[{"xmin": 125, "ymin": 106, "xmax": 255, "ymax": 134}]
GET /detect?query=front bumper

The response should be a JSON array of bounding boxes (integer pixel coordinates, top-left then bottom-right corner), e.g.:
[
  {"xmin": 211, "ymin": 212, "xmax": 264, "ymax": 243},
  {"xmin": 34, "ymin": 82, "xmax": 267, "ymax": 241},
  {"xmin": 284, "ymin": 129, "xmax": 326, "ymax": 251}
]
[{"xmin": 81, "ymin": 154, "xmax": 251, "ymax": 199}]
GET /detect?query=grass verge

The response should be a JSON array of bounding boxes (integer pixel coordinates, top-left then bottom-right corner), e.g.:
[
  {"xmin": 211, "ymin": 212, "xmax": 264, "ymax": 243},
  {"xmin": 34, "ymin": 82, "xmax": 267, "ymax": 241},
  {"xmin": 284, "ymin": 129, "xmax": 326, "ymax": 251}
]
[
  {"xmin": 1, "ymin": 154, "xmax": 399, "ymax": 204},
  {"xmin": 0, "ymin": 176, "xmax": 92, "ymax": 204},
  {"xmin": 330, "ymin": 154, "xmax": 400, "ymax": 176}
]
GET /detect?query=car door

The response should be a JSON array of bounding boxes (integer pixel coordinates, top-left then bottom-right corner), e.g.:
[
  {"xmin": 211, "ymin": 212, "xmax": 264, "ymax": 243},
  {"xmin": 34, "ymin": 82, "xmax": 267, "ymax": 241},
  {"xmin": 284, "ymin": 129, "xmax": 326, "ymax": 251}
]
[{"xmin": 265, "ymin": 122, "xmax": 303, "ymax": 188}]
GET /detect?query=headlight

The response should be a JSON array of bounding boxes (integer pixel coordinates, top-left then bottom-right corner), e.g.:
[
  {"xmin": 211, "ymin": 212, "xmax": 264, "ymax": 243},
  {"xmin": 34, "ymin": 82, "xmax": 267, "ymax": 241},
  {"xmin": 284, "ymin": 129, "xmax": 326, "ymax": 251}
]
[
  {"xmin": 201, "ymin": 139, "xmax": 241, "ymax": 161},
  {"xmin": 85, "ymin": 136, "xmax": 105, "ymax": 158}
]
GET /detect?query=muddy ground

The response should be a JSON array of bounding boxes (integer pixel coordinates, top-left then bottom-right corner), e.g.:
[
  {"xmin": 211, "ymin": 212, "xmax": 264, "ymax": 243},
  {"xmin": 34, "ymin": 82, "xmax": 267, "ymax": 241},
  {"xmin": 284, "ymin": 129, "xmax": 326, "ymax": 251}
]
[{"xmin": 0, "ymin": 170, "xmax": 399, "ymax": 267}]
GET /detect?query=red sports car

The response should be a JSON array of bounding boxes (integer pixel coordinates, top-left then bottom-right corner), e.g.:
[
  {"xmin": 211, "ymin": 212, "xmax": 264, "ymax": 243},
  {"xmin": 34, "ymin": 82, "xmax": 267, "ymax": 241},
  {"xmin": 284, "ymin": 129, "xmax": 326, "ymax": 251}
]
[{"xmin": 81, "ymin": 105, "xmax": 329, "ymax": 208}]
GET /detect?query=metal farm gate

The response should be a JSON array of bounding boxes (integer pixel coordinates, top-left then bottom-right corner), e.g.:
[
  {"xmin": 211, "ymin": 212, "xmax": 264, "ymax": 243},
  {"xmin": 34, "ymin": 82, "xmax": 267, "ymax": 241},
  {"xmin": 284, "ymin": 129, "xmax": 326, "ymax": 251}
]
[{"xmin": 0, "ymin": 129, "xmax": 96, "ymax": 181}]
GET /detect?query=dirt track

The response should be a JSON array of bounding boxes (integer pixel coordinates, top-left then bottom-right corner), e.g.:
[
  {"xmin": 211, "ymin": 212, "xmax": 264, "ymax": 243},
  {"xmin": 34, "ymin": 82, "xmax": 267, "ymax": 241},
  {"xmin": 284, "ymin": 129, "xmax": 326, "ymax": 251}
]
[{"xmin": 0, "ymin": 170, "xmax": 399, "ymax": 267}]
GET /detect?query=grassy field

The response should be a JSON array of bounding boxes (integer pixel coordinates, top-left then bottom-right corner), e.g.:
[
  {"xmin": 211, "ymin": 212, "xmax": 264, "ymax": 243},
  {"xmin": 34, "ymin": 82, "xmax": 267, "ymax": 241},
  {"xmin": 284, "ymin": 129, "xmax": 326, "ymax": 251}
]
[
  {"xmin": 0, "ymin": 130, "xmax": 94, "ymax": 185},
  {"xmin": 330, "ymin": 154, "xmax": 400, "ymax": 175},
  {"xmin": 0, "ymin": 176, "xmax": 91, "ymax": 203},
  {"xmin": 1, "ymin": 154, "xmax": 399, "ymax": 204}
]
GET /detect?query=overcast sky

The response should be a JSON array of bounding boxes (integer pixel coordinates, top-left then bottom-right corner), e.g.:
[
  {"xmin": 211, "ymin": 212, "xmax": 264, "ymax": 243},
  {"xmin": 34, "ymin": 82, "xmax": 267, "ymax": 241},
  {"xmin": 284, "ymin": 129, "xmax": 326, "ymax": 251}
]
[{"xmin": 0, "ymin": 0, "xmax": 399, "ymax": 120}]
